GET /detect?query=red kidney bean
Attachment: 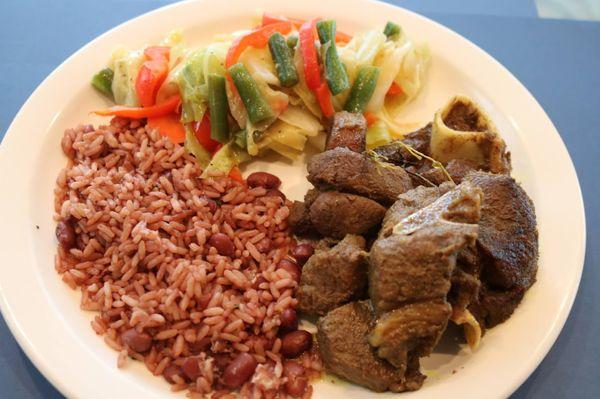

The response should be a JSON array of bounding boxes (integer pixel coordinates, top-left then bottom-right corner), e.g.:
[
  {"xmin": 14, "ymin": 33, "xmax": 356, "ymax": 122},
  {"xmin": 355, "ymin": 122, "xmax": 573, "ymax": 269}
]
[
  {"xmin": 223, "ymin": 353, "xmax": 258, "ymax": 388},
  {"xmin": 255, "ymin": 237, "xmax": 272, "ymax": 253},
  {"xmin": 182, "ymin": 357, "xmax": 202, "ymax": 381},
  {"xmin": 247, "ymin": 172, "xmax": 281, "ymax": 189},
  {"xmin": 283, "ymin": 361, "xmax": 307, "ymax": 397},
  {"xmin": 188, "ymin": 337, "xmax": 211, "ymax": 354},
  {"xmin": 208, "ymin": 233, "xmax": 235, "ymax": 257},
  {"xmin": 279, "ymin": 308, "xmax": 298, "ymax": 332},
  {"xmin": 265, "ymin": 189, "xmax": 286, "ymax": 202},
  {"xmin": 281, "ymin": 330, "xmax": 313, "ymax": 358},
  {"xmin": 121, "ymin": 328, "xmax": 153, "ymax": 353},
  {"xmin": 202, "ymin": 196, "xmax": 218, "ymax": 213},
  {"xmin": 163, "ymin": 364, "xmax": 185, "ymax": 384},
  {"xmin": 55, "ymin": 219, "xmax": 76, "ymax": 249},
  {"xmin": 285, "ymin": 375, "xmax": 308, "ymax": 397},
  {"xmin": 277, "ymin": 259, "xmax": 301, "ymax": 283},
  {"xmin": 291, "ymin": 244, "xmax": 314, "ymax": 266},
  {"xmin": 252, "ymin": 275, "xmax": 267, "ymax": 290}
]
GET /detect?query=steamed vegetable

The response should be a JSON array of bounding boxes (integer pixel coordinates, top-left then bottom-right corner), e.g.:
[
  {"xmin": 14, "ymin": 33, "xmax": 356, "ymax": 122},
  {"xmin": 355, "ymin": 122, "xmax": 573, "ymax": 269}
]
[
  {"xmin": 202, "ymin": 142, "xmax": 250, "ymax": 177},
  {"xmin": 147, "ymin": 113, "xmax": 186, "ymax": 143},
  {"xmin": 317, "ymin": 20, "xmax": 350, "ymax": 95},
  {"xmin": 94, "ymin": 94, "xmax": 181, "ymax": 119},
  {"xmin": 225, "ymin": 22, "xmax": 293, "ymax": 67},
  {"xmin": 366, "ymin": 120, "xmax": 392, "ymax": 149},
  {"xmin": 383, "ymin": 22, "xmax": 402, "ymax": 40},
  {"xmin": 207, "ymin": 74, "xmax": 230, "ymax": 143},
  {"xmin": 193, "ymin": 113, "xmax": 221, "ymax": 154},
  {"xmin": 178, "ymin": 50, "xmax": 208, "ymax": 123},
  {"xmin": 184, "ymin": 124, "xmax": 211, "ymax": 168},
  {"xmin": 299, "ymin": 19, "xmax": 335, "ymax": 117},
  {"xmin": 261, "ymin": 13, "xmax": 352, "ymax": 43},
  {"xmin": 366, "ymin": 40, "xmax": 411, "ymax": 113},
  {"xmin": 344, "ymin": 66, "xmax": 379, "ymax": 113},
  {"xmin": 286, "ymin": 35, "xmax": 298, "ymax": 49},
  {"xmin": 268, "ymin": 32, "xmax": 299, "ymax": 87},
  {"xmin": 92, "ymin": 16, "xmax": 430, "ymax": 170},
  {"xmin": 228, "ymin": 63, "xmax": 275, "ymax": 124},
  {"xmin": 110, "ymin": 48, "xmax": 145, "ymax": 106},
  {"xmin": 91, "ymin": 68, "xmax": 114, "ymax": 97},
  {"xmin": 135, "ymin": 46, "xmax": 170, "ymax": 107}
]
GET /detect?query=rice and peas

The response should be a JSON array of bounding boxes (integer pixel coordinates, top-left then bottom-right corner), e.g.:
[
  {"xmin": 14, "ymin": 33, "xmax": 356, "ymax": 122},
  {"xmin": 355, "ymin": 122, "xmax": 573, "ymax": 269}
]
[{"xmin": 54, "ymin": 117, "xmax": 321, "ymax": 398}]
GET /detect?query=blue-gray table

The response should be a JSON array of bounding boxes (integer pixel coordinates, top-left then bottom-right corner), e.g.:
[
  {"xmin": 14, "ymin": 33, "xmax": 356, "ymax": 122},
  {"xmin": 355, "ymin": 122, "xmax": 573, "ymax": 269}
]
[{"xmin": 1, "ymin": 1, "xmax": 598, "ymax": 398}]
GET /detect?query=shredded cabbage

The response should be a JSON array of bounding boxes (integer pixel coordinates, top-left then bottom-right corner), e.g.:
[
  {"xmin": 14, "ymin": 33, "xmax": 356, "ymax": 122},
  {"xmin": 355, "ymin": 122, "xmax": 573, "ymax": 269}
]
[
  {"xmin": 386, "ymin": 43, "xmax": 431, "ymax": 116},
  {"xmin": 366, "ymin": 120, "xmax": 392, "ymax": 149},
  {"xmin": 278, "ymin": 106, "xmax": 323, "ymax": 137},
  {"xmin": 184, "ymin": 125, "xmax": 211, "ymax": 168},
  {"xmin": 201, "ymin": 142, "xmax": 250, "ymax": 177},
  {"xmin": 109, "ymin": 47, "xmax": 144, "ymax": 106},
  {"xmin": 366, "ymin": 40, "xmax": 411, "ymax": 113}
]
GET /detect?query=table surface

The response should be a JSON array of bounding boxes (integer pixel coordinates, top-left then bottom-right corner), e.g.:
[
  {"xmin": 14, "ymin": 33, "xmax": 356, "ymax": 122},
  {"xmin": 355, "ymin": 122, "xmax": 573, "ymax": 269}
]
[{"xmin": 1, "ymin": 1, "xmax": 599, "ymax": 398}]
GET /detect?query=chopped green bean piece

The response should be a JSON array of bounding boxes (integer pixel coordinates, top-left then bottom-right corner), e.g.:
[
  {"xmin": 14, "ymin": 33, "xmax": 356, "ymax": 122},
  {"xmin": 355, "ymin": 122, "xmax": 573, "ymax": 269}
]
[
  {"xmin": 344, "ymin": 66, "xmax": 380, "ymax": 113},
  {"xmin": 227, "ymin": 63, "xmax": 275, "ymax": 124},
  {"xmin": 268, "ymin": 32, "xmax": 299, "ymax": 87},
  {"xmin": 316, "ymin": 20, "xmax": 350, "ymax": 95},
  {"xmin": 383, "ymin": 21, "xmax": 402, "ymax": 40},
  {"xmin": 207, "ymin": 74, "xmax": 230, "ymax": 143}
]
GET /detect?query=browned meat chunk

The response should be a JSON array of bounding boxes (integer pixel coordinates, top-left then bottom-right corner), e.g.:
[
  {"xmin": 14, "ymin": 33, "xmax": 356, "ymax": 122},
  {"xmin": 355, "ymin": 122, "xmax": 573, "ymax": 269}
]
[
  {"xmin": 308, "ymin": 191, "xmax": 386, "ymax": 239},
  {"xmin": 469, "ymin": 284, "xmax": 527, "ymax": 328},
  {"xmin": 373, "ymin": 124, "xmax": 432, "ymax": 166},
  {"xmin": 464, "ymin": 171, "xmax": 538, "ymax": 290},
  {"xmin": 368, "ymin": 300, "xmax": 451, "ymax": 368},
  {"xmin": 307, "ymin": 147, "xmax": 413, "ymax": 205},
  {"xmin": 370, "ymin": 184, "xmax": 482, "ymax": 312},
  {"xmin": 297, "ymin": 235, "xmax": 367, "ymax": 316},
  {"xmin": 317, "ymin": 301, "xmax": 419, "ymax": 392},
  {"xmin": 462, "ymin": 171, "xmax": 538, "ymax": 328},
  {"xmin": 288, "ymin": 189, "xmax": 319, "ymax": 236},
  {"xmin": 368, "ymin": 183, "xmax": 482, "ymax": 368},
  {"xmin": 326, "ymin": 111, "xmax": 367, "ymax": 153},
  {"xmin": 380, "ymin": 182, "xmax": 455, "ymax": 237}
]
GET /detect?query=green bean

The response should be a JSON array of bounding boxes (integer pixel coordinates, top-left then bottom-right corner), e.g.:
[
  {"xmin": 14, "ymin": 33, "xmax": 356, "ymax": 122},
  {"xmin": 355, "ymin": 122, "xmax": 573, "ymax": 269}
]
[
  {"xmin": 91, "ymin": 68, "xmax": 114, "ymax": 97},
  {"xmin": 286, "ymin": 34, "xmax": 298, "ymax": 49},
  {"xmin": 344, "ymin": 66, "xmax": 380, "ymax": 113},
  {"xmin": 207, "ymin": 74, "xmax": 230, "ymax": 143},
  {"xmin": 316, "ymin": 20, "xmax": 350, "ymax": 95},
  {"xmin": 268, "ymin": 33, "xmax": 299, "ymax": 87},
  {"xmin": 227, "ymin": 63, "xmax": 275, "ymax": 124},
  {"xmin": 383, "ymin": 22, "xmax": 402, "ymax": 40}
]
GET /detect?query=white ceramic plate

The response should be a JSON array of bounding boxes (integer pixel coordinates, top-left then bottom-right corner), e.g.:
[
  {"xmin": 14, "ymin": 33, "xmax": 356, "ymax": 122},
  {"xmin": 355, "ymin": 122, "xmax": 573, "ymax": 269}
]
[{"xmin": 0, "ymin": 0, "xmax": 585, "ymax": 398}]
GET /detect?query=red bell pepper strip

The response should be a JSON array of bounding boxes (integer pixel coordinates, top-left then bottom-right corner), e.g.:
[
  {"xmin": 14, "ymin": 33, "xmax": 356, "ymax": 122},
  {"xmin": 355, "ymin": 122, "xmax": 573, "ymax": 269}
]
[
  {"xmin": 315, "ymin": 82, "xmax": 335, "ymax": 118},
  {"xmin": 225, "ymin": 21, "xmax": 293, "ymax": 68},
  {"xmin": 147, "ymin": 113, "xmax": 186, "ymax": 144},
  {"xmin": 135, "ymin": 46, "xmax": 170, "ymax": 107},
  {"xmin": 262, "ymin": 13, "xmax": 352, "ymax": 43},
  {"xmin": 299, "ymin": 20, "xmax": 335, "ymax": 118},
  {"xmin": 229, "ymin": 166, "xmax": 244, "ymax": 183},
  {"xmin": 298, "ymin": 19, "xmax": 322, "ymax": 91},
  {"xmin": 193, "ymin": 113, "xmax": 221, "ymax": 154},
  {"xmin": 387, "ymin": 81, "xmax": 403, "ymax": 96},
  {"xmin": 94, "ymin": 95, "xmax": 181, "ymax": 119},
  {"xmin": 364, "ymin": 112, "xmax": 379, "ymax": 127}
]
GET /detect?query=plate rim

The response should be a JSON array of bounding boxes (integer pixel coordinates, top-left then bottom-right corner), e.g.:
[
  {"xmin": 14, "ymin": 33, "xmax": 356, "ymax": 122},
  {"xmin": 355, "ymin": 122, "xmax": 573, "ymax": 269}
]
[{"xmin": 0, "ymin": 0, "xmax": 586, "ymax": 398}]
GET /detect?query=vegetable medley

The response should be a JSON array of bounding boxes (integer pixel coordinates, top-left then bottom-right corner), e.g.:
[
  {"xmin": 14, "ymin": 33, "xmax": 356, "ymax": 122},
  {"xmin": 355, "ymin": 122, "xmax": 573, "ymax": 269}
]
[{"xmin": 91, "ymin": 13, "xmax": 430, "ymax": 176}]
